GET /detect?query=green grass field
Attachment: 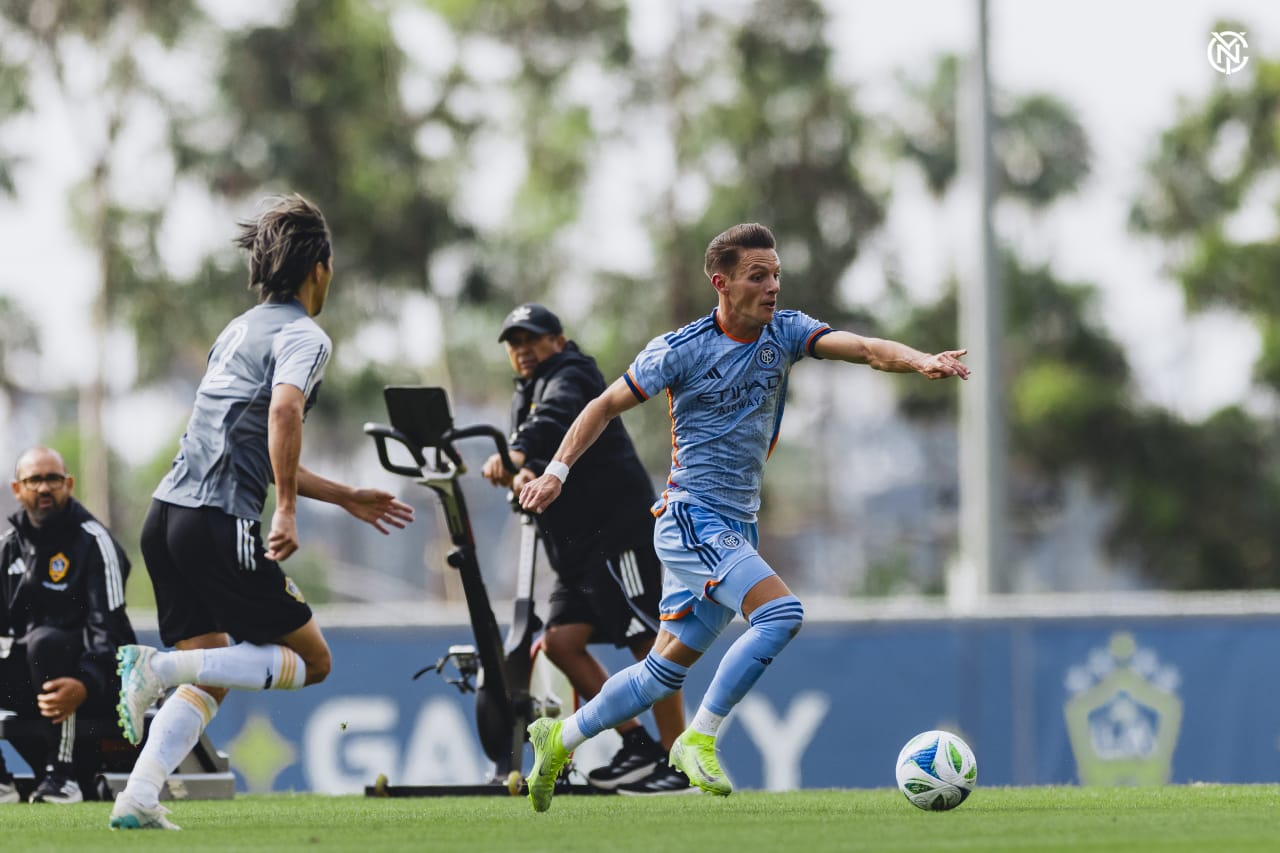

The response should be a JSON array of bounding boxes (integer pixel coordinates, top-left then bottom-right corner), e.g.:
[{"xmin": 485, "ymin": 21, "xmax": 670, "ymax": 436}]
[{"xmin": 3, "ymin": 786, "xmax": 1279, "ymax": 852}]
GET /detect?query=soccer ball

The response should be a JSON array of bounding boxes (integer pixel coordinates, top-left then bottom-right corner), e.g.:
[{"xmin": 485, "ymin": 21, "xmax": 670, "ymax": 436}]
[{"xmin": 895, "ymin": 730, "xmax": 977, "ymax": 811}]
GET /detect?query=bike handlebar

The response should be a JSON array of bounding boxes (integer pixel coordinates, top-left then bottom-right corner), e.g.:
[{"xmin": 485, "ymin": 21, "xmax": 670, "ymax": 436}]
[{"xmin": 363, "ymin": 422, "xmax": 519, "ymax": 478}]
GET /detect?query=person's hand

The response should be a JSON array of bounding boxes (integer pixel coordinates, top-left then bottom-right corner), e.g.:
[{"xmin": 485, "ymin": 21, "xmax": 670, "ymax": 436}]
[
  {"xmin": 266, "ymin": 507, "xmax": 299, "ymax": 561},
  {"xmin": 342, "ymin": 488, "xmax": 415, "ymax": 534},
  {"xmin": 519, "ymin": 473, "xmax": 563, "ymax": 514},
  {"xmin": 512, "ymin": 468, "xmax": 537, "ymax": 493},
  {"xmin": 481, "ymin": 453, "xmax": 514, "ymax": 487},
  {"xmin": 37, "ymin": 677, "xmax": 87, "ymax": 724},
  {"xmin": 917, "ymin": 349, "xmax": 970, "ymax": 380}
]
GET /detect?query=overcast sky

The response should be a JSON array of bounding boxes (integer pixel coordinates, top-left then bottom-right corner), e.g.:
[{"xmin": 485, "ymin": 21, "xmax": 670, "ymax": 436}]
[{"xmin": 0, "ymin": 0, "xmax": 1275, "ymax": 466}]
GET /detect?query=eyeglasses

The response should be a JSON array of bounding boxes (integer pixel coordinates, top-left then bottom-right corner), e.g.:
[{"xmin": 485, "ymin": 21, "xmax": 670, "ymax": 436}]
[{"xmin": 19, "ymin": 473, "xmax": 67, "ymax": 489}]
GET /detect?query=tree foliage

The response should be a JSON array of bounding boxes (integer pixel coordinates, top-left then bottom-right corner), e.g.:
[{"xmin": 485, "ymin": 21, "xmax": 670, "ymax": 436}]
[
  {"xmin": 1131, "ymin": 37, "xmax": 1280, "ymax": 391},
  {"xmin": 0, "ymin": 0, "xmax": 205, "ymax": 525},
  {"xmin": 894, "ymin": 53, "xmax": 1091, "ymax": 207},
  {"xmin": 891, "ymin": 48, "xmax": 1280, "ymax": 589},
  {"xmin": 639, "ymin": 0, "xmax": 884, "ymax": 329}
]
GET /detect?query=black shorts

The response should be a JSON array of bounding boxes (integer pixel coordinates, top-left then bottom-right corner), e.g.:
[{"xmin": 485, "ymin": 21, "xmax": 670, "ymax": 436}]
[
  {"xmin": 141, "ymin": 499, "xmax": 313, "ymax": 647},
  {"xmin": 548, "ymin": 538, "xmax": 662, "ymax": 648}
]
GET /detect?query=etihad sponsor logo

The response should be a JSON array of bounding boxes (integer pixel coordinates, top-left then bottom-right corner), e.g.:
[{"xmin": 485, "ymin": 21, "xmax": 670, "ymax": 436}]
[{"xmin": 696, "ymin": 375, "xmax": 781, "ymax": 407}]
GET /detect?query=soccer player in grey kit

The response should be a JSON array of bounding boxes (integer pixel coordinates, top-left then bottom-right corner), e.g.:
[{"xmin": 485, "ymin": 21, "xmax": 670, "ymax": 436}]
[{"xmin": 109, "ymin": 194, "xmax": 414, "ymax": 830}]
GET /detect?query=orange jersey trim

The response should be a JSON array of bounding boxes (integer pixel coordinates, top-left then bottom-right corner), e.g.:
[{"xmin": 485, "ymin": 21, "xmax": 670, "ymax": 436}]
[
  {"xmin": 624, "ymin": 370, "xmax": 649, "ymax": 401},
  {"xmin": 713, "ymin": 308, "xmax": 762, "ymax": 344},
  {"xmin": 805, "ymin": 326, "xmax": 833, "ymax": 357},
  {"xmin": 660, "ymin": 604, "xmax": 695, "ymax": 621}
]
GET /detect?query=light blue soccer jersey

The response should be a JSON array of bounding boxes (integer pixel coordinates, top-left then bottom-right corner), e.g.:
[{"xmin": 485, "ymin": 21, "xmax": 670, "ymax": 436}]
[
  {"xmin": 153, "ymin": 299, "xmax": 331, "ymax": 520},
  {"xmin": 624, "ymin": 308, "xmax": 831, "ymax": 522}
]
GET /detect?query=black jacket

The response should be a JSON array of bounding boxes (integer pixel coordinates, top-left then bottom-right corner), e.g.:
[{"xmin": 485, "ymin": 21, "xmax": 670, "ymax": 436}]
[
  {"xmin": 0, "ymin": 497, "xmax": 136, "ymax": 698},
  {"xmin": 510, "ymin": 342, "xmax": 657, "ymax": 576}
]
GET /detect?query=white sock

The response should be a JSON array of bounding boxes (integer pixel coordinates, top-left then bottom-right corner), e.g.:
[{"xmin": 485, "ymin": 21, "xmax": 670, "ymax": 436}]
[
  {"xmin": 690, "ymin": 706, "xmax": 725, "ymax": 737},
  {"xmin": 155, "ymin": 643, "xmax": 306, "ymax": 691},
  {"xmin": 560, "ymin": 714, "xmax": 587, "ymax": 752},
  {"xmin": 151, "ymin": 649, "xmax": 204, "ymax": 685},
  {"xmin": 122, "ymin": 684, "xmax": 218, "ymax": 807}
]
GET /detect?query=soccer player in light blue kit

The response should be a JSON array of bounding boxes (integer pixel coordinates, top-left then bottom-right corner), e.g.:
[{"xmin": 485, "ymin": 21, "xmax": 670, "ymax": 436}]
[
  {"xmin": 519, "ymin": 223, "xmax": 969, "ymax": 810},
  {"xmin": 108, "ymin": 195, "xmax": 414, "ymax": 829}
]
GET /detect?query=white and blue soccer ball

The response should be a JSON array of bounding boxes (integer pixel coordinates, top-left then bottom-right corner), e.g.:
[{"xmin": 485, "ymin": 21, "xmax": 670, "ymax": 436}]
[{"xmin": 895, "ymin": 729, "xmax": 978, "ymax": 811}]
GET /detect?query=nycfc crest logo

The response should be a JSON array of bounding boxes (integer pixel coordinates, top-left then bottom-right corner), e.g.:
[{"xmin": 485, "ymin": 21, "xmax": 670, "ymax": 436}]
[
  {"xmin": 1207, "ymin": 31, "xmax": 1248, "ymax": 75},
  {"xmin": 48, "ymin": 552, "xmax": 69, "ymax": 583},
  {"xmin": 717, "ymin": 531, "xmax": 744, "ymax": 550},
  {"xmin": 755, "ymin": 345, "xmax": 779, "ymax": 368},
  {"xmin": 1063, "ymin": 631, "xmax": 1183, "ymax": 786}
]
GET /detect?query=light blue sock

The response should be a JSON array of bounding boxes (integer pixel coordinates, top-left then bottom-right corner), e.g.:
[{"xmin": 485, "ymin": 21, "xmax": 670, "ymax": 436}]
[
  {"xmin": 702, "ymin": 595, "xmax": 804, "ymax": 716},
  {"xmin": 570, "ymin": 652, "xmax": 689, "ymax": 747}
]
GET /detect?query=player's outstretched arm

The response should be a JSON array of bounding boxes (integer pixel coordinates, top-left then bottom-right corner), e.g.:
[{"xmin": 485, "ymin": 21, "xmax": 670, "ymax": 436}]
[
  {"xmin": 814, "ymin": 331, "xmax": 970, "ymax": 380},
  {"xmin": 519, "ymin": 377, "xmax": 642, "ymax": 514},
  {"xmin": 298, "ymin": 466, "xmax": 415, "ymax": 534}
]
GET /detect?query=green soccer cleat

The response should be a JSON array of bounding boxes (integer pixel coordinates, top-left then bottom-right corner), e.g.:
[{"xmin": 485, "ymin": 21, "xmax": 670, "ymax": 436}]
[
  {"xmin": 525, "ymin": 717, "xmax": 569, "ymax": 813},
  {"xmin": 109, "ymin": 792, "xmax": 181, "ymax": 830},
  {"xmin": 669, "ymin": 730, "xmax": 732, "ymax": 796},
  {"xmin": 116, "ymin": 645, "xmax": 167, "ymax": 746}
]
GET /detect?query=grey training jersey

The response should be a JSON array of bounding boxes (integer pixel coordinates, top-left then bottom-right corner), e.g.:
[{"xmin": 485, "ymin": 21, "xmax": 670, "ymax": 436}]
[{"xmin": 154, "ymin": 299, "xmax": 331, "ymax": 520}]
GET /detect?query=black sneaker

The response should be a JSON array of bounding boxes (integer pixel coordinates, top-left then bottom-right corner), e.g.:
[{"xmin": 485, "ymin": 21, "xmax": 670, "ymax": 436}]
[
  {"xmin": 586, "ymin": 730, "xmax": 663, "ymax": 791},
  {"xmin": 29, "ymin": 765, "xmax": 82, "ymax": 804},
  {"xmin": 617, "ymin": 762, "xmax": 698, "ymax": 796}
]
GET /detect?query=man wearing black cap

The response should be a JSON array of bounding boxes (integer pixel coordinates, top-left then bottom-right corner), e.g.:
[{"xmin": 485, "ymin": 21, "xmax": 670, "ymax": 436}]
[{"xmin": 481, "ymin": 303, "xmax": 691, "ymax": 795}]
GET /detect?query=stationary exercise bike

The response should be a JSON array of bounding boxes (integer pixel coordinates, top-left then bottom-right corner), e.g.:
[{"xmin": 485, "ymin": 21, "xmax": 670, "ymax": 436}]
[{"xmin": 360, "ymin": 386, "xmax": 600, "ymax": 797}]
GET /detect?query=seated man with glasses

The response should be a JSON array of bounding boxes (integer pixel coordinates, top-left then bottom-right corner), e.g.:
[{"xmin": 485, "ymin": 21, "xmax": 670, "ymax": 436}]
[{"xmin": 1, "ymin": 447, "xmax": 135, "ymax": 804}]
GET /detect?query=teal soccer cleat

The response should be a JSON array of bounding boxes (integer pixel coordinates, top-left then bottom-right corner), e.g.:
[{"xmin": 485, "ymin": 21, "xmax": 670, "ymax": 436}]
[
  {"xmin": 109, "ymin": 792, "xmax": 181, "ymax": 830},
  {"xmin": 115, "ymin": 645, "xmax": 167, "ymax": 746},
  {"xmin": 669, "ymin": 730, "xmax": 732, "ymax": 796}
]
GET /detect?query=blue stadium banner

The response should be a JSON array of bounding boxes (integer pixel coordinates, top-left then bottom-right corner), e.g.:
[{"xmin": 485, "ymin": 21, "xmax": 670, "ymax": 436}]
[{"xmin": 5, "ymin": 615, "xmax": 1269, "ymax": 793}]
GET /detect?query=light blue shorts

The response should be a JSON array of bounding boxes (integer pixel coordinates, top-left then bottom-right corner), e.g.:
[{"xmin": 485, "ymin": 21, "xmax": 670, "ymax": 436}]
[{"xmin": 653, "ymin": 500, "xmax": 777, "ymax": 652}]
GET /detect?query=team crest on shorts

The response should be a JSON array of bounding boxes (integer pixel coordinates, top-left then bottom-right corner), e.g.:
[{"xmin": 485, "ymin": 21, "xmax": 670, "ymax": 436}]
[
  {"xmin": 284, "ymin": 576, "xmax": 307, "ymax": 604},
  {"xmin": 717, "ymin": 531, "xmax": 744, "ymax": 550},
  {"xmin": 48, "ymin": 552, "xmax": 69, "ymax": 582},
  {"xmin": 755, "ymin": 345, "xmax": 779, "ymax": 368}
]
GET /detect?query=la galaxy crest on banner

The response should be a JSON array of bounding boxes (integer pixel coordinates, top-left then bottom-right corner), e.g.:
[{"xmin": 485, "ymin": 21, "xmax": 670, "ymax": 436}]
[{"xmin": 1063, "ymin": 631, "xmax": 1183, "ymax": 786}]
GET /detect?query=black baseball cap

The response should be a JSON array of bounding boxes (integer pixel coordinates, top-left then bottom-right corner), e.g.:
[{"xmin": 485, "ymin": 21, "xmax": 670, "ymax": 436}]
[{"xmin": 498, "ymin": 303, "xmax": 563, "ymax": 342}]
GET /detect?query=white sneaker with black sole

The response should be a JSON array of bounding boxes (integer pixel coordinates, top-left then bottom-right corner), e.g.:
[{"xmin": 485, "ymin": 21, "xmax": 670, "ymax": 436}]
[
  {"xmin": 586, "ymin": 733, "xmax": 664, "ymax": 791},
  {"xmin": 617, "ymin": 763, "xmax": 699, "ymax": 796},
  {"xmin": 0, "ymin": 776, "xmax": 19, "ymax": 805}
]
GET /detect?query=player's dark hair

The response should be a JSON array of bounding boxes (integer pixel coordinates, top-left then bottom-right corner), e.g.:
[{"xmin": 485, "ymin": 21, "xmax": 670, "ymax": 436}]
[
  {"xmin": 704, "ymin": 223, "xmax": 776, "ymax": 279},
  {"xmin": 235, "ymin": 194, "xmax": 332, "ymax": 301}
]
